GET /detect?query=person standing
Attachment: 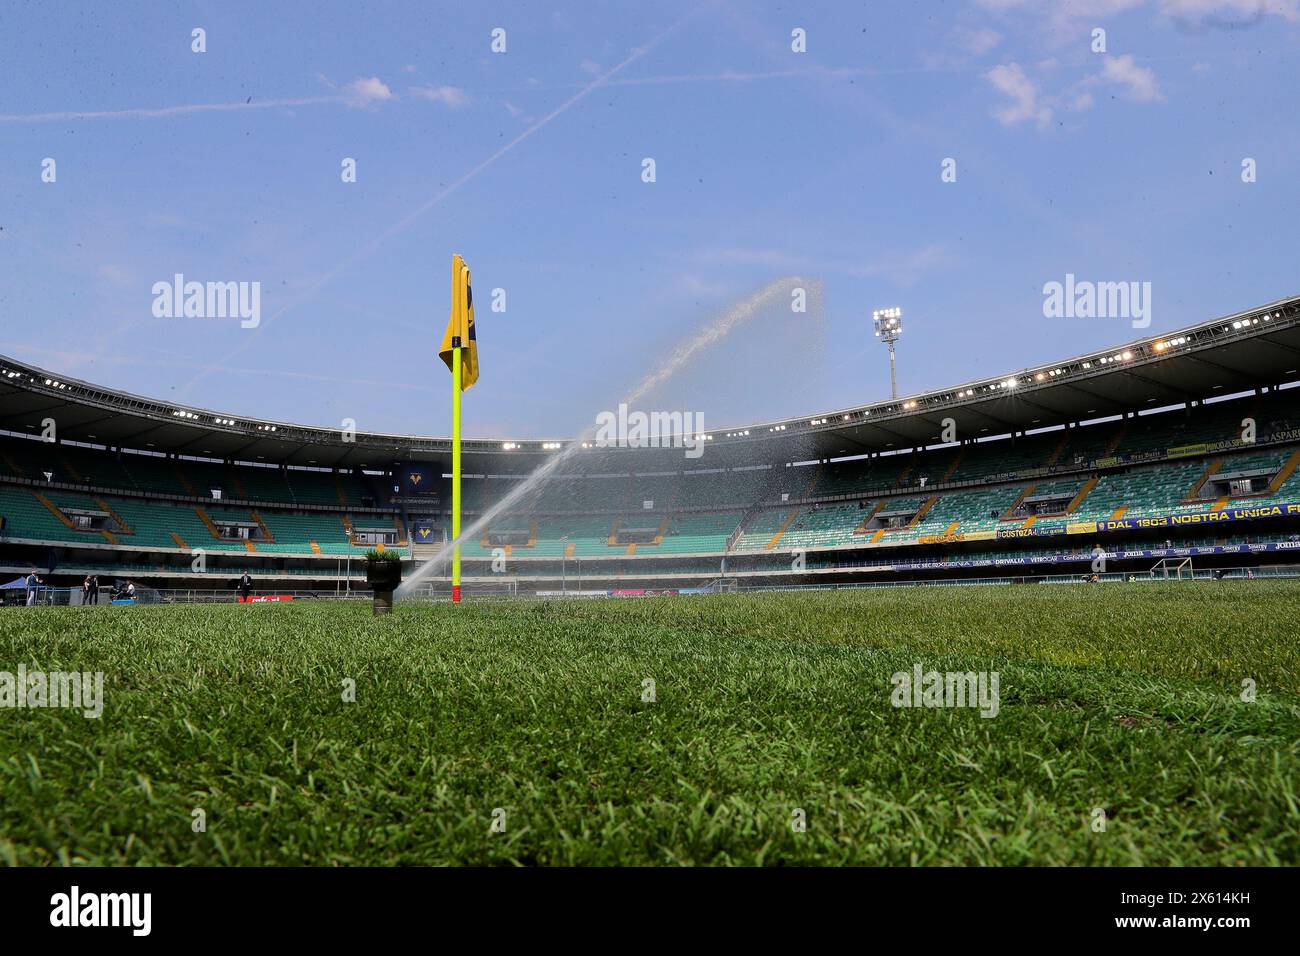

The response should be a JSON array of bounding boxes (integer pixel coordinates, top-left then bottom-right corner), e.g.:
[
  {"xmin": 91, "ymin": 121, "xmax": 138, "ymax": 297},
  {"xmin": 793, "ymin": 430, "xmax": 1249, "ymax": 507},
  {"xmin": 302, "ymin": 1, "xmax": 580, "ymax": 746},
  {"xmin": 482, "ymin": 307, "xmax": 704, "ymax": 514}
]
[
  {"xmin": 82, "ymin": 575, "xmax": 92, "ymax": 605},
  {"xmin": 238, "ymin": 570, "xmax": 253, "ymax": 603},
  {"xmin": 25, "ymin": 572, "xmax": 43, "ymax": 606},
  {"xmin": 89, "ymin": 574, "xmax": 100, "ymax": 605}
]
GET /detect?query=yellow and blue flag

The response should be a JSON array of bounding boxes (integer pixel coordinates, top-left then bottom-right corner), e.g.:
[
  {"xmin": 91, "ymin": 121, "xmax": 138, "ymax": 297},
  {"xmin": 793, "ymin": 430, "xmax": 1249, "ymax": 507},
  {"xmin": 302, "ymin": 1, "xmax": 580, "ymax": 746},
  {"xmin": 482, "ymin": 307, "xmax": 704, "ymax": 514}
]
[{"xmin": 438, "ymin": 254, "xmax": 479, "ymax": 390}]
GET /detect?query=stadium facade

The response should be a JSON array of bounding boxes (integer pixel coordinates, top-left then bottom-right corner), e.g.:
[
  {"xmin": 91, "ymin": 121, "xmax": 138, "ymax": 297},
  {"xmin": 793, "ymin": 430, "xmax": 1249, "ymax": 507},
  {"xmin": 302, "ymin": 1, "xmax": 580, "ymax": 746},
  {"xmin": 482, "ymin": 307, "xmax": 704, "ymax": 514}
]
[{"xmin": 3, "ymin": 294, "xmax": 1300, "ymax": 601}]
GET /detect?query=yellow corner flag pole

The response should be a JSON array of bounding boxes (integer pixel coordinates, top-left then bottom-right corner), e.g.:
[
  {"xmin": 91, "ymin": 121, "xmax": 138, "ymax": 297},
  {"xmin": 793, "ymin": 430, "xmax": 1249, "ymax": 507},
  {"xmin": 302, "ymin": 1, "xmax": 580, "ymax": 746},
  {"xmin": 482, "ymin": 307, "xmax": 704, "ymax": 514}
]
[
  {"xmin": 451, "ymin": 262, "xmax": 464, "ymax": 605},
  {"xmin": 452, "ymin": 347, "xmax": 462, "ymax": 603},
  {"xmin": 441, "ymin": 253, "xmax": 477, "ymax": 605}
]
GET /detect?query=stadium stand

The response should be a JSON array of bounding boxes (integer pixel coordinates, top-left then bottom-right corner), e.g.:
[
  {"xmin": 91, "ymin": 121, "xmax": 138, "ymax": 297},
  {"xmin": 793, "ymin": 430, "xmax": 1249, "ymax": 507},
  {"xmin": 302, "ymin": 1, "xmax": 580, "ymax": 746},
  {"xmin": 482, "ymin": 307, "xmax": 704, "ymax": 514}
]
[{"xmin": 4, "ymin": 295, "xmax": 1300, "ymax": 593}]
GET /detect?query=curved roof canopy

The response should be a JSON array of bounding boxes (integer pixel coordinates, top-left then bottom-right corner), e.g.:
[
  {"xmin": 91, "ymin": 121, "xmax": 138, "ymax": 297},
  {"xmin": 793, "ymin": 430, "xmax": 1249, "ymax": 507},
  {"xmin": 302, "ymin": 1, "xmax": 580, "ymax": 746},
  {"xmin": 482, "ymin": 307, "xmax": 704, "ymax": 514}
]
[{"xmin": 3, "ymin": 294, "xmax": 1299, "ymax": 472}]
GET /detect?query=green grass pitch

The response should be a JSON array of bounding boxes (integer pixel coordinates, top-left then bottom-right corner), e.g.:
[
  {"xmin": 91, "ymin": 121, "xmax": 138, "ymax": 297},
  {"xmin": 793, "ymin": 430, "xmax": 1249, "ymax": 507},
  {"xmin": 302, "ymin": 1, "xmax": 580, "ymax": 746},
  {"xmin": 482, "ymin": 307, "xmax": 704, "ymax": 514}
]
[{"xmin": 1, "ymin": 581, "xmax": 1298, "ymax": 866}]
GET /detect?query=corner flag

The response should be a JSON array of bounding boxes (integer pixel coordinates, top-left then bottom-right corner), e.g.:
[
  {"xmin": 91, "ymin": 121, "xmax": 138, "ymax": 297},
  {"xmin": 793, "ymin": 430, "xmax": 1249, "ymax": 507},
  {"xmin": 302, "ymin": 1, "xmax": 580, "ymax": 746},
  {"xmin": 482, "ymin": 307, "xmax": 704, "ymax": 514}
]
[
  {"xmin": 440, "ymin": 254, "xmax": 477, "ymax": 604},
  {"xmin": 439, "ymin": 254, "xmax": 479, "ymax": 390}
]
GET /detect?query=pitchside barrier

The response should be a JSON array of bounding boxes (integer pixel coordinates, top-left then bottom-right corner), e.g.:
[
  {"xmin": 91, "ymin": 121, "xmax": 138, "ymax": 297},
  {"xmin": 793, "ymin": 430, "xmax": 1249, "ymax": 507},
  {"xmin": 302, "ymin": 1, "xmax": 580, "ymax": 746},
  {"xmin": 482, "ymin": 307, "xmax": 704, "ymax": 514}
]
[
  {"xmin": 2, "ymin": 567, "xmax": 1295, "ymax": 608},
  {"xmin": 0, "ymin": 587, "xmax": 368, "ymax": 606},
  {"xmin": 0, "ymin": 586, "xmax": 161, "ymax": 606},
  {"xmin": 399, "ymin": 581, "xmax": 521, "ymax": 601},
  {"xmin": 732, "ymin": 565, "xmax": 1297, "ymax": 591},
  {"xmin": 370, "ymin": 565, "xmax": 1300, "ymax": 599},
  {"xmin": 164, "ymin": 589, "xmax": 372, "ymax": 604}
]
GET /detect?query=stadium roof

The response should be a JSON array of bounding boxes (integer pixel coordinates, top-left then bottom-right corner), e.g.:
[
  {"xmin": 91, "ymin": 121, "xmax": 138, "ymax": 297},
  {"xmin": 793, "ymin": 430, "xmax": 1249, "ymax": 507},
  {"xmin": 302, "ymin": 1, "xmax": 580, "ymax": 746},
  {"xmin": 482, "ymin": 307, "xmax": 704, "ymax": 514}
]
[{"xmin": 3, "ymin": 293, "xmax": 1300, "ymax": 472}]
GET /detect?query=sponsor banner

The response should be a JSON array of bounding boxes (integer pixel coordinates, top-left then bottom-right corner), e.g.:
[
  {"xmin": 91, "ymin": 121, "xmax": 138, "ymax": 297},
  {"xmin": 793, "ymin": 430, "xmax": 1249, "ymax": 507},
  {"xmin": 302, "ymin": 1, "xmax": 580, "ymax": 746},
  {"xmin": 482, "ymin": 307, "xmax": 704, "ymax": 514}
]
[
  {"xmin": 1097, "ymin": 502, "xmax": 1300, "ymax": 532},
  {"xmin": 1167, "ymin": 442, "xmax": 1209, "ymax": 460},
  {"xmin": 1169, "ymin": 436, "xmax": 1257, "ymax": 460},
  {"xmin": 915, "ymin": 530, "xmax": 993, "ymax": 546},
  {"xmin": 888, "ymin": 502, "xmax": 1299, "ymax": 549},
  {"xmin": 916, "ymin": 530, "xmax": 997, "ymax": 544},
  {"xmin": 400, "ymin": 465, "xmax": 440, "ymax": 498},
  {"xmin": 410, "ymin": 518, "xmax": 440, "ymax": 544},
  {"xmin": 239, "ymin": 595, "xmax": 294, "ymax": 603},
  {"xmin": 859, "ymin": 540, "xmax": 1300, "ymax": 574},
  {"xmin": 996, "ymin": 524, "xmax": 1067, "ymax": 539},
  {"xmin": 1165, "ymin": 437, "xmax": 1254, "ymax": 460}
]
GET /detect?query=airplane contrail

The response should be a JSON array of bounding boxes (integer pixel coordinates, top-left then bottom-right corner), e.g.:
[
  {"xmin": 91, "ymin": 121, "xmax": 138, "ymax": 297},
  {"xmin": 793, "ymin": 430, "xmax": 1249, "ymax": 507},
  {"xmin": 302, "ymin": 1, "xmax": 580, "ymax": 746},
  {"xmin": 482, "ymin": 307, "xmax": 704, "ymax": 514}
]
[
  {"xmin": 0, "ymin": 96, "xmax": 339, "ymax": 123},
  {"xmin": 173, "ymin": 8, "xmax": 704, "ymax": 399}
]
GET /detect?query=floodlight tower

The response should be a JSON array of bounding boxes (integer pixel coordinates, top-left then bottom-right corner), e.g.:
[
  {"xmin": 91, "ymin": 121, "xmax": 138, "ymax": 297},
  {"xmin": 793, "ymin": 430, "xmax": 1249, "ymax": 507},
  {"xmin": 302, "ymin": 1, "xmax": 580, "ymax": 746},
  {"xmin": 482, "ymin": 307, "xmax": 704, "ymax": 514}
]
[{"xmin": 873, "ymin": 307, "xmax": 904, "ymax": 399}]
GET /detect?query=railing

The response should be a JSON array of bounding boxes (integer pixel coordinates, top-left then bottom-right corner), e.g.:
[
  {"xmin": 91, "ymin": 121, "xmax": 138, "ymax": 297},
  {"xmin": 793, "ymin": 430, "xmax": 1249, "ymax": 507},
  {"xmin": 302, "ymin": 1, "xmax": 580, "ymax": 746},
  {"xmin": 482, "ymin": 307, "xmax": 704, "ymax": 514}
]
[
  {"xmin": 397, "ymin": 580, "xmax": 519, "ymax": 600},
  {"xmin": 0, "ymin": 586, "xmax": 373, "ymax": 606},
  {"xmin": 2, "ymin": 566, "xmax": 1293, "ymax": 606},
  {"xmin": 0, "ymin": 473, "xmax": 398, "ymax": 517},
  {"xmin": 733, "ymin": 565, "xmax": 1298, "ymax": 591}
]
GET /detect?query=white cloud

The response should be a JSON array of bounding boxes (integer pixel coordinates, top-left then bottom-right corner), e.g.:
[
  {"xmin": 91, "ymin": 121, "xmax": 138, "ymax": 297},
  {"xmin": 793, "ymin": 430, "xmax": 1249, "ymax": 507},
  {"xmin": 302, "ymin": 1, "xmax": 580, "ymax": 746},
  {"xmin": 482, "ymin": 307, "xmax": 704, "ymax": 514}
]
[
  {"xmin": 980, "ymin": 0, "xmax": 1298, "ymax": 43},
  {"xmin": 959, "ymin": 27, "xmax": 1004, "ymax": 55},
  {"xmin": 677, "ymin": 273, "xmax": 735, "ymax": 297},
  {"xmin": 579, "ymin": 59, "xmax": 603, "ymax": 75},
  {"xmin": 978, "ymin": 0, "xmax": 1143, "ymax": 45},
  {"xmin": 1053, "ymin": 0, "xmax": 1147, "ymax": 14},
  {"xmin": 1099, "ymin": 54, "xmax": 1164, "ymax": 101},
  {"xmin": 1161, "ymin": 0, "xmax": 1300, "ymax": 23},
  {"xmin": 694, "ymin": 243, "xmax": 949, "ymax": 286},
  {"xmin": 700, "ymin": 247, "xmax": 805, "ymax": 270},
  {"xmin": 97, "ymin": 264, "xmax": 131, "ymax": 286},
  {"xmin": 1043, "ymin": 0, "xmax": 1147, "ymax": 44},
  {"xmin": 849, "ymin": 243, "xmax": 950, "ymax": 286},
  {"xmin": 410, "ymin": 85, "xmax": 470, "ymax": 108},
  {"xmin": 985, "ymin": 62, "xmax": 1052, "ymax": 128},
  {"xmin": 342, "ymin": 76, "xmax": 393, "ymax": 107}
]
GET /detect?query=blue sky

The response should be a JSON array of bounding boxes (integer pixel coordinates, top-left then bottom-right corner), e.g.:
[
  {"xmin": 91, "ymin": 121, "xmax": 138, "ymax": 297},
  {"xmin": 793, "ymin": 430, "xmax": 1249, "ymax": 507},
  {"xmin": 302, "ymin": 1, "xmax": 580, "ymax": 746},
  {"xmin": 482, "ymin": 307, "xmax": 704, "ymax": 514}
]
[{"xmin": 1, "ymin": 0, "xmax": 1297, "ymax": 440}]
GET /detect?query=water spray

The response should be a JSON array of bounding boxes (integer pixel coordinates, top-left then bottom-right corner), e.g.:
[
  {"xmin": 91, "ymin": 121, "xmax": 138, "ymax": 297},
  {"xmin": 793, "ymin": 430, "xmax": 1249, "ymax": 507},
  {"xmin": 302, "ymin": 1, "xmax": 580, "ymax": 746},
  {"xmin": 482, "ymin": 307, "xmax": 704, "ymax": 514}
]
[{"xmin": 396, "ymin": 276, "xmax": 818, "ymax": 601}]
